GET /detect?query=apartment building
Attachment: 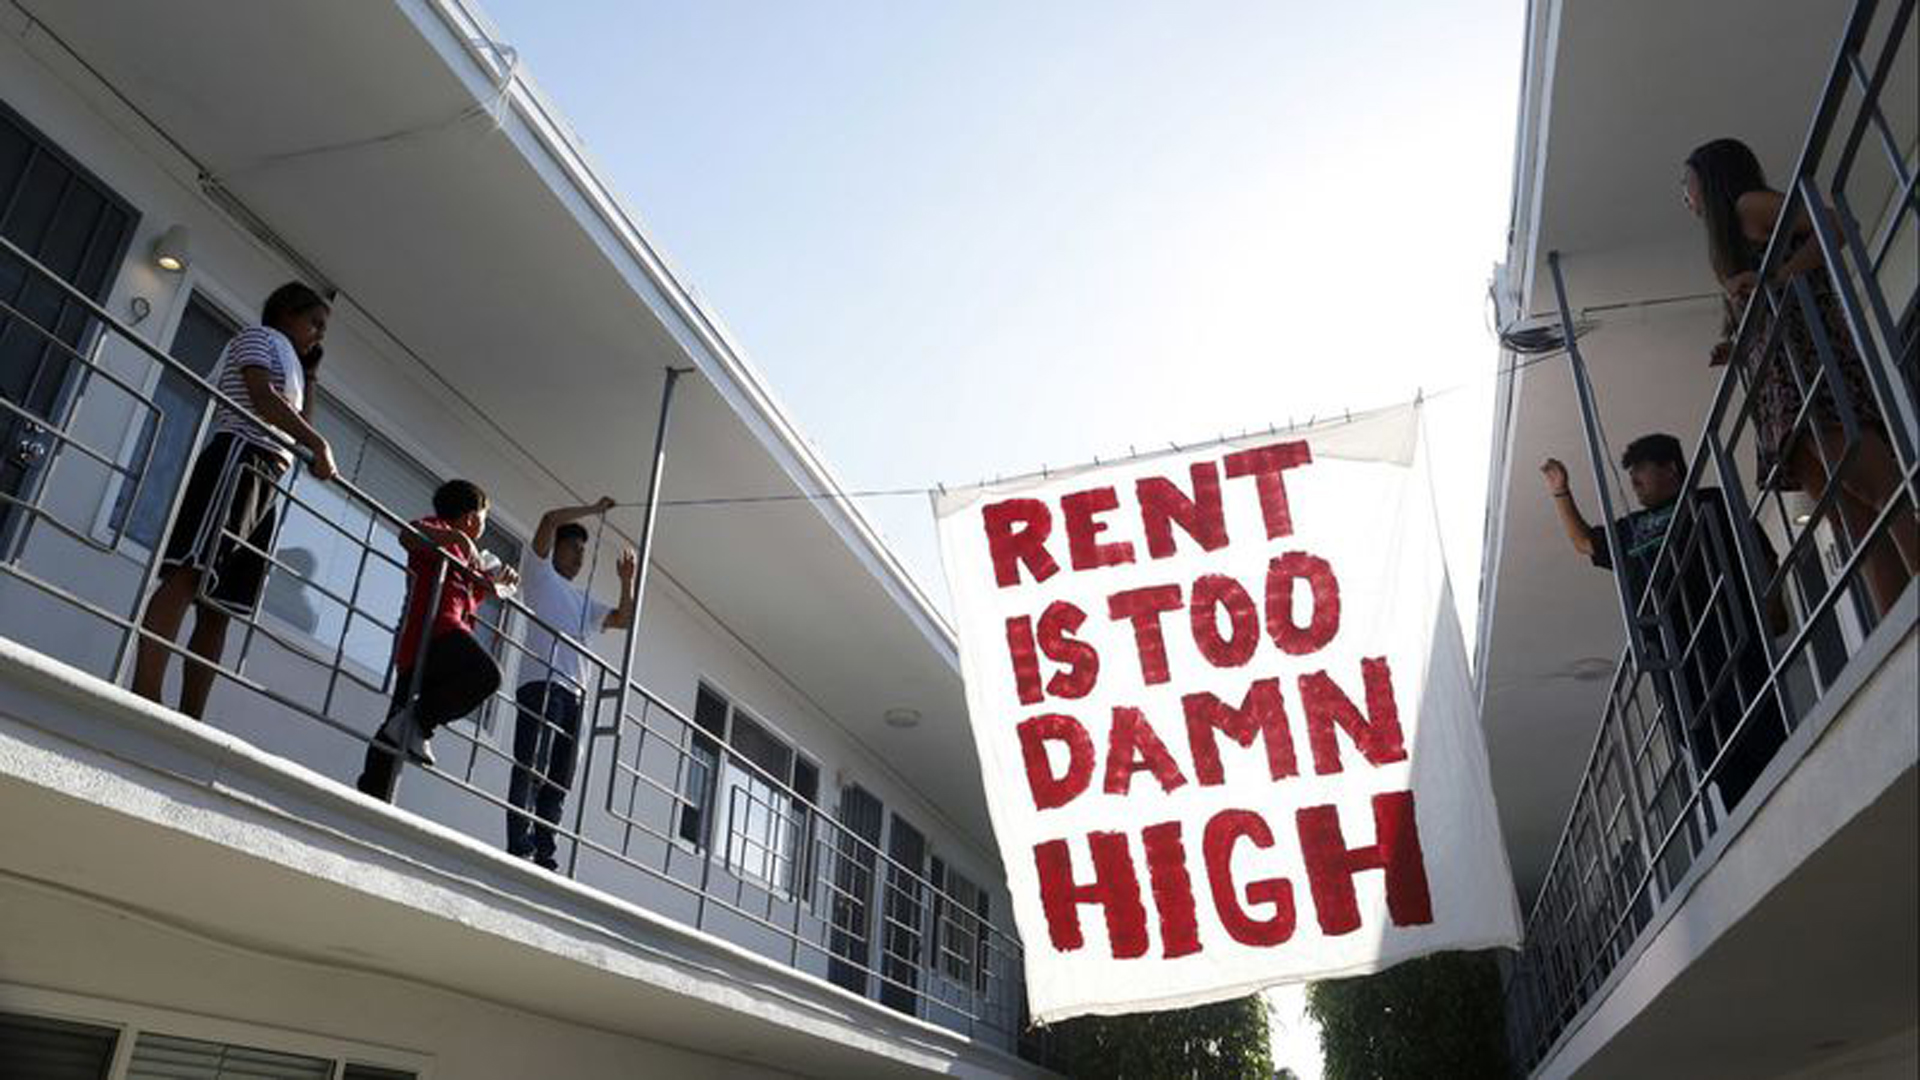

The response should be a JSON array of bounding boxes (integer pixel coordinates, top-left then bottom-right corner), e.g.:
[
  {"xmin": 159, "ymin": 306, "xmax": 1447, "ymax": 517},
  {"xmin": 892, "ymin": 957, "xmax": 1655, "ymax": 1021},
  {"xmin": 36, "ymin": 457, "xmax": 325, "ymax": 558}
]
[
  {"xmin": 1482, "ymin": 0, "xmax": 1916, "ymax": 1076},
  {"xmin": 0, "ymin": 2, "xmax": 1049, "ymax": 1076}
]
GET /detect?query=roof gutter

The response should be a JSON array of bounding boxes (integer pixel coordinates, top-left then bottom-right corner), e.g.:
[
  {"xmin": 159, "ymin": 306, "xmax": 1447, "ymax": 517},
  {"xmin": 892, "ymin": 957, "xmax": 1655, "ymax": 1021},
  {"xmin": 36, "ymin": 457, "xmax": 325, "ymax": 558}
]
[{"xmin": 1474, "ymin": 0, "xmax": 1562, "ymax": 702}]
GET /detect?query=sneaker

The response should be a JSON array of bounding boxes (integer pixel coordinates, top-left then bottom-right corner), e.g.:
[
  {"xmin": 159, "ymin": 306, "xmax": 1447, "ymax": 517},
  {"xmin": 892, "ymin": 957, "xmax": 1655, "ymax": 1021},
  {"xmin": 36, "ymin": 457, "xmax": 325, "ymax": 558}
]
[
  {"xmin": 405, "ymin": 724, "xmax": 436, "ymax": 767},
  {"xmin": 378, "ymin": 706, "xmax": 435, "ymax": 767}
]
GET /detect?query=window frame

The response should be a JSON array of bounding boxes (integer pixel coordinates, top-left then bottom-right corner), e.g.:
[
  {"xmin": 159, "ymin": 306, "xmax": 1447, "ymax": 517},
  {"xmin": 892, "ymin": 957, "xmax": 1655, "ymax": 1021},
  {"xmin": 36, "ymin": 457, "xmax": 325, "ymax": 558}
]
[
  {"xmin": 87, "ymin": 273, "xmax": 251, "ymax": 558},
  {"xmin": 673, "ymin": 678, "xmax": 820, "ymax": 899},
  {"xmin": 928, "ymin": 858, "xmax": 993, "ymax": 997},
  {"xmin": 0, "ymin": 986, "xmax": 430, "ymax": 1080},
  {"xmin": 92, "ymin": 282, "xmax": 243, "ymax": 549}
]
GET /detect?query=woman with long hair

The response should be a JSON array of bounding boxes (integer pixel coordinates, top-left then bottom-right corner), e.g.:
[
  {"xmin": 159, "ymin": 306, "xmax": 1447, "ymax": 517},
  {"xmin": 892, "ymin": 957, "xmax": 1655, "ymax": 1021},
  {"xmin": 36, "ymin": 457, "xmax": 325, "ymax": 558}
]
[{"xmin": 1684, "ymin": 136, "xmax": 1915, "ymax": 615}]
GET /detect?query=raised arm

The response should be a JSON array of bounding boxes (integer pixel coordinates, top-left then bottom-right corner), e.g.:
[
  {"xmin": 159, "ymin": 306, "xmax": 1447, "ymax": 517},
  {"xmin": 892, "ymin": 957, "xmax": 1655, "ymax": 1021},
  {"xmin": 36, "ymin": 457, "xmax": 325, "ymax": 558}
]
[
  {"xmin": 532, "ymin": 495, "xmax": 617, "ymax": 558},
  {"xmin": 603, "ymin": 546, "xmax": 640, "ymax": 630},
  {"xmin": 1541, "ymin": 457, "xmax": 1598, "ymax": 558}
]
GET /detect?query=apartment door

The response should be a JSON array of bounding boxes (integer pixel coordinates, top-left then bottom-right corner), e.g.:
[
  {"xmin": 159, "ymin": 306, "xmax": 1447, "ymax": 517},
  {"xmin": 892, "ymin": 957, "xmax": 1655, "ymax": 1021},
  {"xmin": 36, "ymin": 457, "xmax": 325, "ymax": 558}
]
[
  {"xmin": 107, "ymin": 291, "xmax": 240, "ymax": 549},
  {"xmin": 879, "ymin": 813, "xmax": 928, "ymax": 1016},
  {"xmin": 0, "ymin": 100, "xmax": 139, "ymax": 549},
  {"xmin": 827, "ymin": 784, "xmax": 884, "ymax": 995}
]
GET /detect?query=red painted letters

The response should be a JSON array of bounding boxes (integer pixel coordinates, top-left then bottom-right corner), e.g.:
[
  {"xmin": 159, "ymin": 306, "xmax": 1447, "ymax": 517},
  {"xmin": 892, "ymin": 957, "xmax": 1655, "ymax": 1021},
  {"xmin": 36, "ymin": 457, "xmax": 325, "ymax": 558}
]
[
  {"xmin": 1223, "ymin": 441, "xmax": 1312, "ymax": 540},
  {"xmin": 1300, "ymin": 657, "xmax": 1406, "ymax": 775},
  {"xmin": 1204, "ymin": 809, "xmax": 1297, "ymax": 946},
  {"xmin": 1296, "ymin": 791, "xmax": 1433, "ymax": 935},
  {"xmin": 1033, "ymin": 831, "xmax": 1149, "ymax": 957},
  {"xmin": 983, "ymin": 498, "xmax": 1059, "ymax": 588},
  {"xmin": 1018, "ymin": 713, "xmax": 1096, "ymax": 810},
  {"xmin": 1182, "ymin": 678, "xmax": 1297, "ymax": 785}
]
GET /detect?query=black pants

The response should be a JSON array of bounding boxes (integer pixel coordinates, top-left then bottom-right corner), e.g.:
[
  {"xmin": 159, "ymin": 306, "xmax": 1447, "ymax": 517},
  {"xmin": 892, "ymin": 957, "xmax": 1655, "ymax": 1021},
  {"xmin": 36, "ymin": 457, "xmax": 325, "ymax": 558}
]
[
  {"xmin": 356, "ymin": 628, "xmax": 501, "ymax": 801},
  {"xmin": 506, "ymin": 680, "xmax": 584, "ymax": 862},
  {"xmin": 1682, "ymin": 630, "xmax": 1786, "ymax": 812}
]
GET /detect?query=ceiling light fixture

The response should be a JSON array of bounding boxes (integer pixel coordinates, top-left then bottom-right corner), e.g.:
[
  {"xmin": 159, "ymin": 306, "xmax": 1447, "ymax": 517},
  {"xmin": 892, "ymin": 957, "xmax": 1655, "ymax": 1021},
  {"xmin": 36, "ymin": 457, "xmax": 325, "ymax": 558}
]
[
  {"xmin": 152, "ymin": 224, "xmax": 191, "ymax": 272},
  {"xmin": 884, "ymin": 707, "xmax": 922, "ymax": 729}
]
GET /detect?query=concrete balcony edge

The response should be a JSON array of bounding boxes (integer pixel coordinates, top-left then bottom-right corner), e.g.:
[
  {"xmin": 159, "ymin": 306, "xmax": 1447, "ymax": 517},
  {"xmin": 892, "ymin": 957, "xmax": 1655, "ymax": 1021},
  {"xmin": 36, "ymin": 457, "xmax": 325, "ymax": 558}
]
[
  {"xmin": 1530, "ymin": 592, "xmax": 1919, "ymax": 1079},
  {"xmin": 0, "ymin": 635, "xmax": 1044, "ymax": 1078}
]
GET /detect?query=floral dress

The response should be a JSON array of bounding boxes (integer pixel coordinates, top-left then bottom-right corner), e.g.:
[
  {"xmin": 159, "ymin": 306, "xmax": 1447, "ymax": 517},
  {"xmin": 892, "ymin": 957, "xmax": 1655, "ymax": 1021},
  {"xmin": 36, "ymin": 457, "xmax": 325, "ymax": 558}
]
[{"xmin": 1741, "ymin": 267, "xmax": 1885, "ymax": 491}]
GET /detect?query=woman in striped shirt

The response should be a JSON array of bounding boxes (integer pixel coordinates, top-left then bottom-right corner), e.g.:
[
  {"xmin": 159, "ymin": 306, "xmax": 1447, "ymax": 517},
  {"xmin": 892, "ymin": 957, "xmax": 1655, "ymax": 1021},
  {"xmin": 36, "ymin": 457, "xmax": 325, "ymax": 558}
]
[{"xmin": 132, "ymin": 282, "xmax": 337, "ymax": 719}]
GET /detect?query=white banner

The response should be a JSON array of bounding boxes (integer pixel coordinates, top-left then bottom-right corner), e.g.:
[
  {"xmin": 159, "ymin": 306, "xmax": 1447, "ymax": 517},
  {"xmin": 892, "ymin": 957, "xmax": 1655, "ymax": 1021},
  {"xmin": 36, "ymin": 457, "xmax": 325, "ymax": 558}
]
[{"xmin": 934, "ymin": 404, "xmax": 1519, "ymax": 1022}]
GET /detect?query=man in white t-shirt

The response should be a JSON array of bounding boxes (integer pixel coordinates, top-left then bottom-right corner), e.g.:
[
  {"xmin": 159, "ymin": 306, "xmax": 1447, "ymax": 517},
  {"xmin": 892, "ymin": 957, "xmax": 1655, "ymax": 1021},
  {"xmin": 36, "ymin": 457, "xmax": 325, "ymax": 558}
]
[{"xmin": 507, "ymin": 497, "xmax": 637, "ymax": 869}]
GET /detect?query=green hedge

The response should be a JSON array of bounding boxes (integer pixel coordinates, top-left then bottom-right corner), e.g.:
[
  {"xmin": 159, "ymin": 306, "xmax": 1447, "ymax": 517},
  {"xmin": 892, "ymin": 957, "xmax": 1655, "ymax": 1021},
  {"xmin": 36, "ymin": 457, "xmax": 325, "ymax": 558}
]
[
  {"xmin": 1047, "ymin": 994, "xmax": 1274, "ymax": 1079},
  {"xmin": 1305, "ymin": 950, "xmax": 1510, "ymax": 1079}
]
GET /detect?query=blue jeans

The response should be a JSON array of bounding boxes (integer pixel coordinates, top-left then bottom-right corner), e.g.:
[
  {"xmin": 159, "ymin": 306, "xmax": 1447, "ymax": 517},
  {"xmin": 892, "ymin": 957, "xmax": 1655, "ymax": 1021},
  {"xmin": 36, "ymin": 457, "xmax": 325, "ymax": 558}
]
[{"xmin": 507, "ymin": 680, "xmax": 582, "ymax": 863}]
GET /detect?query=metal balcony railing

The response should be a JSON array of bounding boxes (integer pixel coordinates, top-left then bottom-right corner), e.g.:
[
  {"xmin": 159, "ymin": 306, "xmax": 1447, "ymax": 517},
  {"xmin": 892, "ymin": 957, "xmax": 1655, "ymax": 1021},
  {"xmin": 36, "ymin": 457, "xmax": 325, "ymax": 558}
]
[
  {"xmin": 1504, "ymin": 0, "xmax": 1919, "ymax": 1071},
  {"xmin": 0, "ymin": 231, "xmax": 1032, "ymax": 1053}
]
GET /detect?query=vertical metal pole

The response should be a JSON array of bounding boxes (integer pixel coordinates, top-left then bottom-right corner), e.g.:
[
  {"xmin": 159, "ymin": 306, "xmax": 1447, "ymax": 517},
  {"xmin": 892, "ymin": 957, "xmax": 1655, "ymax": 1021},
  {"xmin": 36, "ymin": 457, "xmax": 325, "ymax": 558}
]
[
  {"xmin": 567, "ymin": 364, "xmax": 690, "ymax": 877},
  {"xmin": 1549, "ymin": 251, "xmax": 1654, "ymax": 670},
  {"xmin": 113, "ymin": 406, "xmax": 216, "ymax": 684}
]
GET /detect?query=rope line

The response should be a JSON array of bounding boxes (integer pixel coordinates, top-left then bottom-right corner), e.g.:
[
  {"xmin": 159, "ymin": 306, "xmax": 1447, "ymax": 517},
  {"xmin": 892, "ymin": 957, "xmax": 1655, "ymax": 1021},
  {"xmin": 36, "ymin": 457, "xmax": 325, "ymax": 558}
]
[{"xmin": 600, "ymin": 339, "xmax": 1606, "ymax": 510}]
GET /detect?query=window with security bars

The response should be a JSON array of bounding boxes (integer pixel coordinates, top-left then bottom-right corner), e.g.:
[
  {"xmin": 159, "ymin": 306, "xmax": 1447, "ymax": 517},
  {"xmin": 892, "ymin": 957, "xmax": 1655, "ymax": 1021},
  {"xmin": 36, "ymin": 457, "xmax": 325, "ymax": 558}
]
[
  {"xmin": 675, "ymin": 681, "xmax": 820, "ymax": 896},
  {"xmin": 929, "ymin": 857, "xmax": 992, "ymax": 994},
  {"xmin": 0, "ymin": 1010, "xmax": 118, "ymax": 1079}
]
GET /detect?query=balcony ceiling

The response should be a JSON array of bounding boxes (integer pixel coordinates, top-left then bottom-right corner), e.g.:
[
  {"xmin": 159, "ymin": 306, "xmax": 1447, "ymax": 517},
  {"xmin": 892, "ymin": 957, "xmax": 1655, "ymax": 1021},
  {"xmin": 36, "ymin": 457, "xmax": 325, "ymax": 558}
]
[
  {"xmin": 1483, "ymin": 0, "xmax": 1919, "ymax": 896},
  {"xmin": 16, "ymin": 2, "xmax": 992, "ymax": 851}
]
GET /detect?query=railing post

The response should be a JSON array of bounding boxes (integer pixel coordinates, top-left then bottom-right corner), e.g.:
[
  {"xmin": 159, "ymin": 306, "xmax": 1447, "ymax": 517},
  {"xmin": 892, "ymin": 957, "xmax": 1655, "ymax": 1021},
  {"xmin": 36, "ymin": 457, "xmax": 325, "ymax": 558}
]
[
  {"xmin": 567, "ymin": 364, "xmax": 690, "ymax": 878},
  {"xmin": 112, "ymin": 405, "xmax": 215, "ymax": 684},
  {"xmin": 1548, "ymin": 250, "xmax": 1659, "ymax": 670}
]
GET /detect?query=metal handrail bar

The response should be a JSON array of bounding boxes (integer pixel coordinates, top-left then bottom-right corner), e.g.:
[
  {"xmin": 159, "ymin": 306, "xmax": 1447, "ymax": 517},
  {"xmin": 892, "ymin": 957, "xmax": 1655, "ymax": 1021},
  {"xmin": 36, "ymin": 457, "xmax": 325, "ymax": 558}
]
[{"xmin": 599, "ymin": 675, "xmax": 1025, "ymax": 959}]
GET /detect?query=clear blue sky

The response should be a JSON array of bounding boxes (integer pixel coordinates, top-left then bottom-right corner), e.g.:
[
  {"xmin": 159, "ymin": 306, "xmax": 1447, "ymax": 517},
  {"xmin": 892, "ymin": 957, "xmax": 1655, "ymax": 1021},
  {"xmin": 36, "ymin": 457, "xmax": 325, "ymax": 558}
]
[{"xmin": 478, "ymin": 2, "xmax": 1523, "ymax": 1069}]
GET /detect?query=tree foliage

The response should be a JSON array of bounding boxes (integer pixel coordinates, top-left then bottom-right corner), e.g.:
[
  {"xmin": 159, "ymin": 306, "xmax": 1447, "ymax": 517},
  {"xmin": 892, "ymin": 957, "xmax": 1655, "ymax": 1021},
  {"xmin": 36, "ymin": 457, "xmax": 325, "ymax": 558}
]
[
  {"xmin": 1046, "ymin": 994, "xmax": 1274, "ymax": 1079},
  {"xmin": 1304, "ymin": 950, "xmax": 1509, "ymax": 1080}
]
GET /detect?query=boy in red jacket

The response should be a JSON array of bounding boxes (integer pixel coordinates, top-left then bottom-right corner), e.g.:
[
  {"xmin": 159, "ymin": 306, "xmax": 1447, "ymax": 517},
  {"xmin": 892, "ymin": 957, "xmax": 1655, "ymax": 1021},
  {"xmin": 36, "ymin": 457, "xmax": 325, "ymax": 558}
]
[{"xmin": 356, "ymin": 479, "xmax": 516, "ymax": 801}]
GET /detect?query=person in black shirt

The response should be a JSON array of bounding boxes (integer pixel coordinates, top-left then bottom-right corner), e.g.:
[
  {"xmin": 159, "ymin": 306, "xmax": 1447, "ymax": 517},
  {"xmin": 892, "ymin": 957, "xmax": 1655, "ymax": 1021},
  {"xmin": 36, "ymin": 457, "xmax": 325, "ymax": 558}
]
[{"xmin": 1541, "ymin": 434, "xmax": 1787, "ymax": 814}]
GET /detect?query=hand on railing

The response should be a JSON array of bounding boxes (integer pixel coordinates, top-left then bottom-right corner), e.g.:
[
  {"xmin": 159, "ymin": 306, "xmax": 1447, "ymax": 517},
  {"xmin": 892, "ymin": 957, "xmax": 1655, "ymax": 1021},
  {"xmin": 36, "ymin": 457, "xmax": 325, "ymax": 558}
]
[
  {"xmin": 1721, "ymin": 269, "xmax": 1760, "ymax": 306},
  {"xmin": 305, "ymin": 439, "xmax": 338, "ymax": 482}
]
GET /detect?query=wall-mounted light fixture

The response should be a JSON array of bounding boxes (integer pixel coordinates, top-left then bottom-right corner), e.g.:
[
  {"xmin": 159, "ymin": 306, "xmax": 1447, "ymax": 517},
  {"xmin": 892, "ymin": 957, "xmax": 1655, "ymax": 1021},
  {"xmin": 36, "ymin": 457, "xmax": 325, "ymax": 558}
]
[{"xmin": 151, "ymin": 224, "xmax": 191, "ymax": 272}]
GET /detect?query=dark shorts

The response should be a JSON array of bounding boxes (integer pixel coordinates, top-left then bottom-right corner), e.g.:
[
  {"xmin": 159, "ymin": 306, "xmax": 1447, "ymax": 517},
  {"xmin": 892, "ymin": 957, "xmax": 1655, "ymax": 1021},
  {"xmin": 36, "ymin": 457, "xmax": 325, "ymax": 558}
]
[{"xmin": 160, "ymin": 432, "xmax": 287, "ymax": 618}]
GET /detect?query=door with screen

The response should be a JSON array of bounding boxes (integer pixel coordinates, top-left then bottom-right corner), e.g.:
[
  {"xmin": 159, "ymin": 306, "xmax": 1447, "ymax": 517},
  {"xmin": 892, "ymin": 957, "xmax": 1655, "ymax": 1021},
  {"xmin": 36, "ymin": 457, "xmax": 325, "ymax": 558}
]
[{"xmin": 107, "ymin": 291, "xmax": 241, "ymax": 548}]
